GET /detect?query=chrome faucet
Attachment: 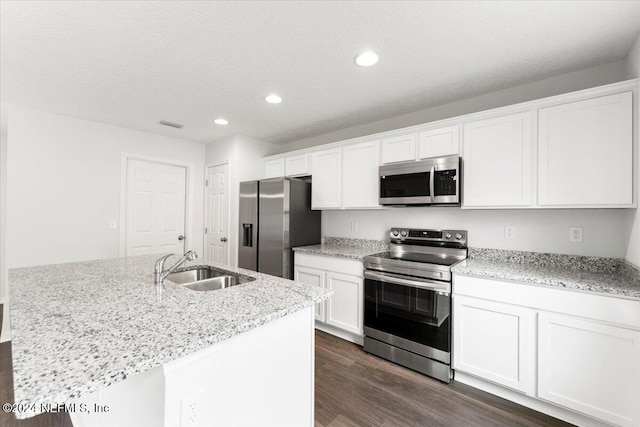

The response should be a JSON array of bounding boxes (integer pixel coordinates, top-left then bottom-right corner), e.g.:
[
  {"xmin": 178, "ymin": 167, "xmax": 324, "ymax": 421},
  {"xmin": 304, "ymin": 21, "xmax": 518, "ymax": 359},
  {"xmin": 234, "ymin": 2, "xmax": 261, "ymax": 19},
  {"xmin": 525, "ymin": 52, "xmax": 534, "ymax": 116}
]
[{"xmin": 154, "ymin": 250, "xmax": 198, "ymax": 301}]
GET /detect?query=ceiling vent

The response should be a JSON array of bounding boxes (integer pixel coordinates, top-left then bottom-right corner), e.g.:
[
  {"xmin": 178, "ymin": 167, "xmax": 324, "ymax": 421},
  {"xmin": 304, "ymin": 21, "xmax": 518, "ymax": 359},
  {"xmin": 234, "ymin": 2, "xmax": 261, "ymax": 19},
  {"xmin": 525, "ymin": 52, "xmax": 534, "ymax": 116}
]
[{"xmin": 158, "ymin": 120, "xmax": 184, "ymax": 129}]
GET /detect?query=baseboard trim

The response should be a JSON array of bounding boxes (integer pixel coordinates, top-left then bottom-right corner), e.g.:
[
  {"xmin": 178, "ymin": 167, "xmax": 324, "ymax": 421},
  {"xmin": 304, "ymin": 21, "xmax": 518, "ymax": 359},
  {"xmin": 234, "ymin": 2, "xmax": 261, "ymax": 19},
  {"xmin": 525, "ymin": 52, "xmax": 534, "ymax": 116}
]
[
  {"xmin": 314, "ymin": 322, "xmax": 364, "ymax": 346},
  {"xmin": 454, "ymin": 371, "xmax": 610, "ymax": 427}
]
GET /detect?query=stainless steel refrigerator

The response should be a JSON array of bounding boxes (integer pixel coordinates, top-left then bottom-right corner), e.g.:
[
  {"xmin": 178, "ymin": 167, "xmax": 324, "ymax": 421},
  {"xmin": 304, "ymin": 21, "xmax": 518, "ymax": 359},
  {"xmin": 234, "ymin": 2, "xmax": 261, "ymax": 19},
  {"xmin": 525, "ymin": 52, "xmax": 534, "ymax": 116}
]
[{"xmin": 238, "ymin": 177, "xmax": 321, "ymax": 279}]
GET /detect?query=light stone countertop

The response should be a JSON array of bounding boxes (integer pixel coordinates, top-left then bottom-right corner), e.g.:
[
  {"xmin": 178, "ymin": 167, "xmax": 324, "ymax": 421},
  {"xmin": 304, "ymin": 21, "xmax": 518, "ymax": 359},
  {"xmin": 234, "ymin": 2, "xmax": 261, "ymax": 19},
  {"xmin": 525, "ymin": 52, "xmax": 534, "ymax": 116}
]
[
  {"xmin": 293, "ymin": 237, "xmax": 388, "ymax": 261},
  {"xmin": 452, "ymin": 248, "xmax": 640, "ymax": 300},
  {"xmin": 8, "ymin": 255, "xmax": 331, "ymax": 419}
]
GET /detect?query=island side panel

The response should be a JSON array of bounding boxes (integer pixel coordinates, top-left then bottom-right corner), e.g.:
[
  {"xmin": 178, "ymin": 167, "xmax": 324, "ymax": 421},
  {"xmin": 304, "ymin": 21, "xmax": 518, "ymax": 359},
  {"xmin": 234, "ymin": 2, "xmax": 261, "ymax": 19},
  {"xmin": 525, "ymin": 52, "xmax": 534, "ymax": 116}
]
[
  {"xmin": 163, "ymin": 305, "xmax": 315, "ymax": 427},
  {"xmin": 67, "ymin": 306, "xmax": 315, "ymax": 427}
]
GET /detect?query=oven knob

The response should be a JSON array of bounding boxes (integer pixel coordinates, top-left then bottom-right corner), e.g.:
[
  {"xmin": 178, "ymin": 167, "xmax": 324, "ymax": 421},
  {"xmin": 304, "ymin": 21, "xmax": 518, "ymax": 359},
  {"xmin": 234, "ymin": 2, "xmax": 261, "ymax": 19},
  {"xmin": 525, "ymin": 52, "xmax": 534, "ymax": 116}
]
[
  {"xmin": 392, "ymin": 230, "xmax": 399, "ymax": 237},
  {"xmin": 400, "ymin": 230, "xmax": 408, "ymax": 237},
  {"xmin": 445, "ymin": 233, "xmax": 452, "ymax": 239},
  {"xmin": 455, "ymin": 233, "xmax": 463, "ymax": 240}
]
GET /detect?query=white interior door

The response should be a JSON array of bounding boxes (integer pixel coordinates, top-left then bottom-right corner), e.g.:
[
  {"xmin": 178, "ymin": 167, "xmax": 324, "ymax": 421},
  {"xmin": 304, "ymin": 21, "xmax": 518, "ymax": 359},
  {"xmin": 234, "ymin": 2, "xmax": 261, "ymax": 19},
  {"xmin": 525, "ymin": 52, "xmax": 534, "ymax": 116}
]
[
  {"xmin": 125, "ymin": 159, "xmax": 187, "ymax": 256},
  {"xmin": 206, "ymin": 164, "xmax": 229, "ymax": 263}
]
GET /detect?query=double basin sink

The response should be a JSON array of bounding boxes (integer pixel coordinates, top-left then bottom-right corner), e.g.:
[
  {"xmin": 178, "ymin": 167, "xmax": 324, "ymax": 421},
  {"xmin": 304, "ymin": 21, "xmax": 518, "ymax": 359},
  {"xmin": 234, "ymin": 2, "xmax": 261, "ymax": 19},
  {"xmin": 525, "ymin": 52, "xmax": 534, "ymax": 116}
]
[{"xmin": 166, "ymin": 266, "xmax": 255, "ymax": 292}]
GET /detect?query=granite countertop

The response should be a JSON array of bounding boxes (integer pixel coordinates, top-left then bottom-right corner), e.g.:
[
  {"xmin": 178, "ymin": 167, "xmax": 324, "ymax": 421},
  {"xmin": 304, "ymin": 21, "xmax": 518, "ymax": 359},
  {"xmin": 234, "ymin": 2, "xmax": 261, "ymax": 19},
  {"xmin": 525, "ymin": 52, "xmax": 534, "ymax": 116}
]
[
  {"xmin": 452, "ymin": 248, "xmax": 640, "ymax": 300},
  {"xmin": 8, "ymin": 255, "xmax": 331, "ymax": 419},
  {"xmin": 293, "ymin": 237, "xmax": 388, "ymax": 260}
]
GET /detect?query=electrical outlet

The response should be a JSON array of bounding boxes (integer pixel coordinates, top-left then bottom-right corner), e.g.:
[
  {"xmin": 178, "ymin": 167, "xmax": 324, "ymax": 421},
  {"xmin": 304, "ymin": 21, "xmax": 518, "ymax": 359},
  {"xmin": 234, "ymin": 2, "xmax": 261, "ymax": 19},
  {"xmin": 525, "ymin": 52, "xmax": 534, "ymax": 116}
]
[
  {"xmin": 350, "ymin": 221, "xmax": 358, "ymax": 232},
  {"xmin": 504, "ymin": 226, "xmax": 515, "ymax": 240},
  {"xmin": 108, "ymin": 219, "xmax": 117, "ymax": 230},
  {"xmin": 181, "ymin": 392, "xmax": 202, "ymax": 427},
  {"xmin": 569, "ymin": 226, "xmax": 583, "ymax": 243}
]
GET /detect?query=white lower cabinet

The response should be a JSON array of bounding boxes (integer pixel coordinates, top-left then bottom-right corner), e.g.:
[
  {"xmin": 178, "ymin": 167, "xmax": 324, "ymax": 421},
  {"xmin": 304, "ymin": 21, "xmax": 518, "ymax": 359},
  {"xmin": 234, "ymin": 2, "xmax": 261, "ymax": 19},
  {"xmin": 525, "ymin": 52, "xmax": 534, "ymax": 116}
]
[
  {"xmin": 294, "ymin": 252, "xmax": 364, "ymax": 343},
  {"xmin": 453, "ymin": 295, "xmax": 536, "ymax": 394},
  {"xmin": 325, "ymin": 271, "xmax": 363, "ymax": 335},
  {"xmin": 538, "ymin": 312, "xmax": 640, "ymax": 427},
  {"xmin": 294, "ymin": 266, "xmax": 326, "ymax": 322},
  {"xmin": 453, "ymin": 274, "xmax": 640, "ymax": 427}
]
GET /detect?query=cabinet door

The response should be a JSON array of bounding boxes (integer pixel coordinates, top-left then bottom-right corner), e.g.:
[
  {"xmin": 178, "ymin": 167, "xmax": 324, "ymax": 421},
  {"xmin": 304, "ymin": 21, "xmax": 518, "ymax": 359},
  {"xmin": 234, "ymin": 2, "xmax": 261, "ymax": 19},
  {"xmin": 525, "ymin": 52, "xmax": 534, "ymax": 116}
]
[
  {"xmin": 453, "ymin": 295, "xmax": 536, "ymax": 394},
  {"xmin": 538, "ymin": 91, "xmax": 633, "ymax": 207},
  {"xmin": 418, "ymin": 125, "xmax": 459, "ymax": 159},
  {"xmin": 264, "ymin": 158, "xmax": 285, "ymax": 178},
  {"xmin": 342, "ymin": 140, "xmax": 380, "ymax": 208},
  {"xmin": 538, "ymin": 312, "xmax": 640, "ymax": 427},
  {"xmin": 462, "ymin": 112, "xmax": 532, "ymax": 207},
  {"xmin": 285, "ymin": 154, "xmax": 310, "ymax": 177},
  {"xmin": 294, "ymin": 266, "xmax": 326, "ymax": 322},
  {"xmin": 380, "ymin": 133, "xmax": 416, "ymax": 164},
  {"xmin": 325, "ymin": 272, "xmax": 363, "ymax": 335},
  {"xmin": 311, "ymin": 148, "xmax": 342, "ymax": 209}
]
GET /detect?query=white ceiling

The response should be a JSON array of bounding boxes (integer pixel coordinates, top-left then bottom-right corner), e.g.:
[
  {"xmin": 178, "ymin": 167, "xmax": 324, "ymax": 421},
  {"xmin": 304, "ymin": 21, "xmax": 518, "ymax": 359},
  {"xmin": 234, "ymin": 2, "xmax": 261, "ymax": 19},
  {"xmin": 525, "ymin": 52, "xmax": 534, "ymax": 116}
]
[{"xmin": 1, "ymin": 1, "xmax": 640, "ymax": 145}]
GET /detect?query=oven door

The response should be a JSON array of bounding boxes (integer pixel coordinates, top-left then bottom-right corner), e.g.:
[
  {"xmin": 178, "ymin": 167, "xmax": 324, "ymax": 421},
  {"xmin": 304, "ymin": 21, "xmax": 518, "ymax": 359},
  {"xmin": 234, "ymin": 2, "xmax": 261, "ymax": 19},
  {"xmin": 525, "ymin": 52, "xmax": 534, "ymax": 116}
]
[{"xmin": 364, "ymin": 270, "xmax": 451, "ymax": 362}]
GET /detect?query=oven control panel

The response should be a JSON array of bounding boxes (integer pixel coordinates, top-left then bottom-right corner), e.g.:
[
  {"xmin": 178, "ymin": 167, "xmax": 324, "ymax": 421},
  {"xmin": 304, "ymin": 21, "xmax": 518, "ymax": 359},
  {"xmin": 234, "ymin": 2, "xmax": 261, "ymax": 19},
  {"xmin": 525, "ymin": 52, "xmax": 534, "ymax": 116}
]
[{"xmin": 390, "ymin": 228, "xmax": 467, "ymax": 246}]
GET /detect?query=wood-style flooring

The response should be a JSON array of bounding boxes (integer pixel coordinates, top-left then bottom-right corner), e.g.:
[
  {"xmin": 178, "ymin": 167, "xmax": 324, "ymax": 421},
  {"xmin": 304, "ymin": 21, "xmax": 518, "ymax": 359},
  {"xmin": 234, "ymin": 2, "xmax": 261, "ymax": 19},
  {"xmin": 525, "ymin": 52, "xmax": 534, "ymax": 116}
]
[
  {"xmin": 0, "ymin": 304, "xmax": 572, "ymax": 427},
  {"xmin": 315, "ymin": 331, "xmax": 571, "ymax": 427}
]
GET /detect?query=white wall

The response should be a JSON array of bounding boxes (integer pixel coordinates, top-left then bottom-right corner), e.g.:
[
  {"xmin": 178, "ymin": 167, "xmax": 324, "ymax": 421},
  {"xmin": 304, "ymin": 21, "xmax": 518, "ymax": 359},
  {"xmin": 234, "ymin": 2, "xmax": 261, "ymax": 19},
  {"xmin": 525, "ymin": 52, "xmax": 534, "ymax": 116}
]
[
  {"xmin": 6, "ymin": 107, "xmax": 206, "ymax": 269},
  {"xmin": 323, "ymin": 208, "xmax": 631, "ymax": 258},
  {"xmin": 624, "ymin": 33, "xmax": 640, "ymax": 267},
  {"xmin": 205, "ymin": 134, "xmax": 278, "ymax": 267}
]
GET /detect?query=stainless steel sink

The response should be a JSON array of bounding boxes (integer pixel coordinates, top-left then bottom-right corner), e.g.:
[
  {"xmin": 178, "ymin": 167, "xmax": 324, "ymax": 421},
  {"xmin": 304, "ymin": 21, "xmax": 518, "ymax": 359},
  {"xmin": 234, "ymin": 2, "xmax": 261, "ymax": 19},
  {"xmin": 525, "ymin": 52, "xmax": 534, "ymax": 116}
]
[{"xmin": 166, "ymin": 266, "xmax": 255, "ymax": 291}]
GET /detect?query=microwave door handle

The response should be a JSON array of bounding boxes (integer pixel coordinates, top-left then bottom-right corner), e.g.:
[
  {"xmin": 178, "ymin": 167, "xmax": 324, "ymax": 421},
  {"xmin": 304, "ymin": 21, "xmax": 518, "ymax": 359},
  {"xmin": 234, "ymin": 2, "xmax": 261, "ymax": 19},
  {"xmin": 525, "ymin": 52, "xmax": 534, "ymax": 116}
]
[{"xmin": 429, "ymin": 165, "xmax": 435, "ymax": 203}]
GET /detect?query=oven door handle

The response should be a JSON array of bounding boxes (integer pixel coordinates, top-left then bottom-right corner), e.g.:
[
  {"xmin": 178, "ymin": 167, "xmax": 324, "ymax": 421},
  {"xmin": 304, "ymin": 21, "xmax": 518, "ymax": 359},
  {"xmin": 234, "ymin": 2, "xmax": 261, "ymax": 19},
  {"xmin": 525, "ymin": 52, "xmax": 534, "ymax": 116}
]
[{"xmin": 364, "ymin": 271, "xmax": 450, "ymax": 294}]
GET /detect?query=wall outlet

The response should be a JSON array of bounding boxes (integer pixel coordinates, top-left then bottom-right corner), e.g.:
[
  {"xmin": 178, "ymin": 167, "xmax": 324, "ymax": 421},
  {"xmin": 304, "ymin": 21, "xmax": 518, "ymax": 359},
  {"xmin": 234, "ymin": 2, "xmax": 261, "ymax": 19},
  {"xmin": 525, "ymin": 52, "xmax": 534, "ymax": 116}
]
[
  {"xmin": 504, "ymin": 226, "xmax": 515, "ymax": 240},
  {"xmin": 350, "ymin": 221, "xmax": 358, "ymax": 232},
  {"xmin": 181, "ymin": 391, "xmax": 202, "ymax": 427},
  {"xmin": 569, "ymin": 226, "xmax": 583, "ymax": 243},
  {"xmin": 108, "ymin": 219, "xmax": 117, "ymax": 230}
]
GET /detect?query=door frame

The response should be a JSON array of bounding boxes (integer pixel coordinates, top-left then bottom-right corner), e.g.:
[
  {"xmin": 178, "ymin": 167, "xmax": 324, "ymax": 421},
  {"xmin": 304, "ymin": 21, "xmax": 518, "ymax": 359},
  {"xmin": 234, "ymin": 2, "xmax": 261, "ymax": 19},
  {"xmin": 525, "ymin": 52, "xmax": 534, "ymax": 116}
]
[
  {"xmin": 119, "ymin": 153, "xmax": 195, "ymax": 258},
  {"xmin": 204, "ymin": 160, "xmax": 231, "ymax": 265}
]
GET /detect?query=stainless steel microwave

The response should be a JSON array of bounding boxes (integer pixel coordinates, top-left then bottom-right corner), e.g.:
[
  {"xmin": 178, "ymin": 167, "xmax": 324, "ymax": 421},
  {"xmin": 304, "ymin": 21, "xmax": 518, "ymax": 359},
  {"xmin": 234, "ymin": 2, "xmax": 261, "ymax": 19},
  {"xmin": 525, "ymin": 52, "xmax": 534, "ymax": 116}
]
[{"xmin": 379, "ymin": 155, "xmax": 461, "ymax": 206}]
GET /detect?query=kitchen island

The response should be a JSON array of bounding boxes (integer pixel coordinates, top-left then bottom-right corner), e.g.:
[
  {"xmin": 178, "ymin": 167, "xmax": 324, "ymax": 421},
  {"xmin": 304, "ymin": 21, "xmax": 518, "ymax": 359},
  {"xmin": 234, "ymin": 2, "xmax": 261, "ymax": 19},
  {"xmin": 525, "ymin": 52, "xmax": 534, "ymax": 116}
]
[{"xmin": 8, "ymin": 254, "xmax": 331, "ymax": 426}]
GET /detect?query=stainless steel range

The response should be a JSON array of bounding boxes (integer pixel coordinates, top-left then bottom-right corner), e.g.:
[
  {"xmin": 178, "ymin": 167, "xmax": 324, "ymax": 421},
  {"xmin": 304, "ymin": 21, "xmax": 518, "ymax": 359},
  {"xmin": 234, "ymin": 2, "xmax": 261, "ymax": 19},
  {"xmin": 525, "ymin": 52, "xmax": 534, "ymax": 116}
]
[{"xmin": 363, "ymin": 227, "xmax": 468, "ymax": 383}]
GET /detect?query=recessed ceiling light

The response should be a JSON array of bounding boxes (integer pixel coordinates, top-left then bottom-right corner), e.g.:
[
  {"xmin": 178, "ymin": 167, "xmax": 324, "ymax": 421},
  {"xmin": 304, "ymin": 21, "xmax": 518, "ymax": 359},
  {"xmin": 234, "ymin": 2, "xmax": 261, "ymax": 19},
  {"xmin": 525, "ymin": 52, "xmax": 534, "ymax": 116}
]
[
  {"xmin": 265, "ymin": 94, "xmax": 282, "ymax": 104},
  {"xmin": 214, "ymin": 118, "xmax": 229, "ymax": 125},
  {"xmin": 354, "ymin": 51, "xmax": 379, "ymax": 67}
]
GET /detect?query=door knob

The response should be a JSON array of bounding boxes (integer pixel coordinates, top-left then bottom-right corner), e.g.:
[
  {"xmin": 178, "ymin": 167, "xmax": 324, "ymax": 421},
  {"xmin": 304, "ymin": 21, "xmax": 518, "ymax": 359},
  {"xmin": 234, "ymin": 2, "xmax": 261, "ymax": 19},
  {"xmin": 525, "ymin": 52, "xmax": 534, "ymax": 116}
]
[
  {"xmin": 178, "ymin": 235, "xmax": 184, "ymax": 241},
  {"xmin": 220, "ymin": 237, "xmax": 228, "ymax": 242}
]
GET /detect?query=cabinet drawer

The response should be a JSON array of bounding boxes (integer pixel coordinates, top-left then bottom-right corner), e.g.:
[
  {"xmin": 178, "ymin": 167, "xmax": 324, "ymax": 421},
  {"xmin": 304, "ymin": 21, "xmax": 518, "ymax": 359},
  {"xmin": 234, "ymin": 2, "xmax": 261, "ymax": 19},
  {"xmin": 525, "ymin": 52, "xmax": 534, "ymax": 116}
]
[{"xmin": 294, "ymin": 252, "xmax": 363, "ymax": 277}]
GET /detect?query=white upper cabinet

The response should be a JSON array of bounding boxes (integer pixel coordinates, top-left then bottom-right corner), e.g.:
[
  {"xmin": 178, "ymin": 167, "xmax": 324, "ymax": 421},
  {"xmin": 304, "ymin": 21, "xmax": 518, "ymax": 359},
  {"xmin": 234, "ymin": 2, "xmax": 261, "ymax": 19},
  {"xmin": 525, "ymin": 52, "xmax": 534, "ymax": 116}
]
[
  {"xmin": 264, "ymin": 80, "xmax": 636, "ymax": 210},
  {"xmin": 380, "ymin": 133, "xmax": 416, "ymax": 164},
  {"xmin": 264, "ymin": 154, "xmax": 310, "ymax": 178},
  {"xmin": 538, "ymin": 91, "xmax": 633, "ymax": 207},
  {"xmin": 284, "ymin": 154, "xmax": 310, "ymax": 177},
  {"xmin": 311, "ymin": 148, "xmax": 342, "ymax": 209},
  {"xmin": 342, "ymin": 140, "xmax": 380, "ymax": 208},
  {"xmin": 463, "ymin": 112, "xmax": 533, "ymax": 207},
  {"xmin": 263, "ymin": 158, "xmax": 285, "ymax": 178},
  {"xmin": 418, "ymin": 125, "xmax": 460, "ymax": 159}
]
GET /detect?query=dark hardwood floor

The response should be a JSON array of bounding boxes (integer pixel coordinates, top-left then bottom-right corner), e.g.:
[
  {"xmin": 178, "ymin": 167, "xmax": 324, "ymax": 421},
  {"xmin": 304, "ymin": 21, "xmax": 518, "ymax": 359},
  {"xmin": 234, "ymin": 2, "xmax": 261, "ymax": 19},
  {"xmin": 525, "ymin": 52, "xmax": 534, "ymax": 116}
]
[
  {"xmin": 315, "ymin": 331, "xmax": 572, "ymax": 427},
  {"xmin": 0, "ymin": 304, "xmax": 572, "ymax": 426}
]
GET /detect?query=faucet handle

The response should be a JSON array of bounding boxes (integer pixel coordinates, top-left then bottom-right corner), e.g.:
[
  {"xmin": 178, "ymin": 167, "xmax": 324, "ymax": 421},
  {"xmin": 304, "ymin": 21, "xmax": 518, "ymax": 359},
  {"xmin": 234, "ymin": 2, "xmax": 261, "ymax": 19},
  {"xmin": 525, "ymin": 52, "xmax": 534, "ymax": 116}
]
[{"xmin": 154, "ymin": 253, "xmax": 174, "ymax": 273}]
